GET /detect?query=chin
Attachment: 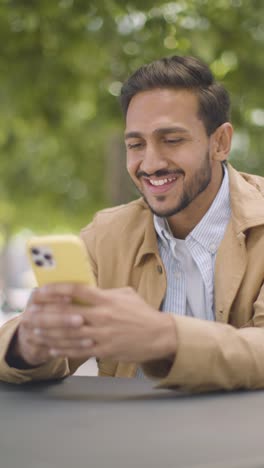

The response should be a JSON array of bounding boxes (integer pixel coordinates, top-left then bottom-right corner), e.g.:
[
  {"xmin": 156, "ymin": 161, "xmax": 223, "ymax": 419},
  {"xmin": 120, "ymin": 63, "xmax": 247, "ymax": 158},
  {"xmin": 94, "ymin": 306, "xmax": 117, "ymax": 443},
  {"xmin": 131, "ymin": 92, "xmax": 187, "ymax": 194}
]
[{"xmin": 146, "ymin": 202, "xmax": 177, "ymax": 218}]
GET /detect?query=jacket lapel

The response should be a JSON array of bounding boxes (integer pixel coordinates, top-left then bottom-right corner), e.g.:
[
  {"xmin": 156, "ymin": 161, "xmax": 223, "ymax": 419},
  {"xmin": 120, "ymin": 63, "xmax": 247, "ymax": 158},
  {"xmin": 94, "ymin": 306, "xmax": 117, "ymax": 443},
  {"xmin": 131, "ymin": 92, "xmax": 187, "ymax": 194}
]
[
  {"xmin": 214, "ymin": 220, "xmax": 247, "ymax": 324},
  {"xmin": 214, "ymin": 165, "xmax": 264, "ymax": 324}
]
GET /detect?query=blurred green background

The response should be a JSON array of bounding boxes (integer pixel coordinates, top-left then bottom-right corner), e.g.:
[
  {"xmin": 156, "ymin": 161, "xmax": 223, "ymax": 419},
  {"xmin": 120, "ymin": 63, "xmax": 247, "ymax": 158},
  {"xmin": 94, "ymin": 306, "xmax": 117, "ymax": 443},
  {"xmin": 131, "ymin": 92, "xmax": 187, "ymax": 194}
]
[{"xmin": 0, "ymin": 0, "xmax": 263, "ymax": 237}]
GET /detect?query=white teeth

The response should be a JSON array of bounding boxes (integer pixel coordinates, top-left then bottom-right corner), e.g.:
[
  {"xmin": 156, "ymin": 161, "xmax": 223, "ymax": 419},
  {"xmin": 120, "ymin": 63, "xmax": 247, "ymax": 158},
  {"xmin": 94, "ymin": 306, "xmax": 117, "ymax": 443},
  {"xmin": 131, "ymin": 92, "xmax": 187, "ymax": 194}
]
[{"xmin": 149, "ymin": 177, "xmax": 176, "ymax": 186}]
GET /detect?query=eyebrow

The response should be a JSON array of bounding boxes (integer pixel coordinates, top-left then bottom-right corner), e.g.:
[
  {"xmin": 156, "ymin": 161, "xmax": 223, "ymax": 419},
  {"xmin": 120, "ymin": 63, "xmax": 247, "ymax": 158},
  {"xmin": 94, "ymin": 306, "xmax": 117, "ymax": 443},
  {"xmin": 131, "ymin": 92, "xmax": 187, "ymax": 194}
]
[{"xmin": 124, "ymin": 126, "xmax": 189, "ymax": 139}]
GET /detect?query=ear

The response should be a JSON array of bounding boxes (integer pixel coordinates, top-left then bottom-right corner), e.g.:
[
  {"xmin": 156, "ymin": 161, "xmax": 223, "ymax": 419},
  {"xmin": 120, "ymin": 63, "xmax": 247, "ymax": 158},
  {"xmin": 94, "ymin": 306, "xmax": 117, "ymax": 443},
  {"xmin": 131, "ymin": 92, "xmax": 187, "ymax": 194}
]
[{"xmin": 210, "ymin": 123, "xmax": 233, "ymax": 162}]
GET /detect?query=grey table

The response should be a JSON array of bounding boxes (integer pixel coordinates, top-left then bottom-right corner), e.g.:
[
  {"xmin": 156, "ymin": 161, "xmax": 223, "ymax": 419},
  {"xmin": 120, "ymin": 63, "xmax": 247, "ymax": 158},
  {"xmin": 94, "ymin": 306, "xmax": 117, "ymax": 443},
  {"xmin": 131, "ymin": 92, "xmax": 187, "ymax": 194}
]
[{"xmin": 0, "ymin": 376, "xmax": 264, "ymax": 468}]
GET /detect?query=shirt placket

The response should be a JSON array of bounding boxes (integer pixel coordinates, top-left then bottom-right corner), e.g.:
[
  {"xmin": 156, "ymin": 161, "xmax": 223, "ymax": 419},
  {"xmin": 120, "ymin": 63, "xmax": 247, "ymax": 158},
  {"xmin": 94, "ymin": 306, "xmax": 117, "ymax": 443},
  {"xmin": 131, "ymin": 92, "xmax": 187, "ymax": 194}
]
[{"xmin": 187, "ymin": 238, "xmax": 215, "ymax": 321}]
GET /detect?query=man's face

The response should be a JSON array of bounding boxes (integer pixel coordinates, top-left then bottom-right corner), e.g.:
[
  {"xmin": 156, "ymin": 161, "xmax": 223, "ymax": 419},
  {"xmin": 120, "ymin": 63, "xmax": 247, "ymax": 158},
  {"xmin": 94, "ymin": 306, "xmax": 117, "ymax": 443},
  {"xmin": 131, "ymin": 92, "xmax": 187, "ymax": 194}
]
[{"xmin": 125, "ymin": 88, "xmax": 217, "ymax": 218}]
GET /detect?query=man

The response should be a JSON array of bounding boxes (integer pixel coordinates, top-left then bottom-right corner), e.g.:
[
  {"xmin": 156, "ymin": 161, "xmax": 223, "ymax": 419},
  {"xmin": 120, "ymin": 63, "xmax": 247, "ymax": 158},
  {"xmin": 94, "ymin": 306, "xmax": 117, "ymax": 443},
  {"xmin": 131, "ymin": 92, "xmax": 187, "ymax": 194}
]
[{"xmin": 0, "ymin": 56, "xmax": 263, "ymax": 391}]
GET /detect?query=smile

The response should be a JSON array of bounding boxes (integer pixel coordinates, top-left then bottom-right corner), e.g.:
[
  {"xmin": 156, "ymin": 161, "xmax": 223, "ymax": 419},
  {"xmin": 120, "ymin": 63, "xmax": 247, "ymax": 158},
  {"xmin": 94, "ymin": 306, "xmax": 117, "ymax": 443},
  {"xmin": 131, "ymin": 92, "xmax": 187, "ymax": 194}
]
[
  {"xmin": 143, "ymin": 175, "xmax": 180, "ymax": 195},
  {"xmin": 148, "ymin": 176, "xmax": 177, "ymax": 186}
]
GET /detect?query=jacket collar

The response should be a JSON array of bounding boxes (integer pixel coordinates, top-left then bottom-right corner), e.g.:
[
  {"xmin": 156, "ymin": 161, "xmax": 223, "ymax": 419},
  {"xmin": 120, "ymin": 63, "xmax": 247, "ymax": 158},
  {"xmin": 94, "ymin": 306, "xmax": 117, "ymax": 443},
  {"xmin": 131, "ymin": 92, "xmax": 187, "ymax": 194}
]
[{"xmin": 227, "ymin": 163, "xmax": 264, "ymax": 233}]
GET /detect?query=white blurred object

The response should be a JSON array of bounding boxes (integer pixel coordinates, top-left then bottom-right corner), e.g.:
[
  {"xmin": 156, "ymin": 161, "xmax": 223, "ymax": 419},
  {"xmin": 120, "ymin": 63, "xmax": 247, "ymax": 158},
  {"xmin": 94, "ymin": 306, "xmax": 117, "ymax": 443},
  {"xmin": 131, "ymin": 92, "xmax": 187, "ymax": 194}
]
[
  {"xmin": 7, "ymin": 288, "xmax": 32, "ymax": 310},
  {"xmin": 74, "ymin": 358, "xmax": 98, "ymax": 376},
  {"xmin": 0, "ymin": 310, "xmax": 20, "ymax": 326},
  {"xmin": 4, "ymin": 230, "xmax": 33, "ymax": 288}
]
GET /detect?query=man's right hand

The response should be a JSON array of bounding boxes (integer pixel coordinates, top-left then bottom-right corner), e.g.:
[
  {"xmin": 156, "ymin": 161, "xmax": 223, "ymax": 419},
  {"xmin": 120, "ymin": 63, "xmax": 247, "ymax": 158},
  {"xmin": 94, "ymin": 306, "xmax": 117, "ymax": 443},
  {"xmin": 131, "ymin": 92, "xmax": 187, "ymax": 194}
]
[{"xmin": 9, "ymin": 287, "xmax": 87, "ymax": 368}]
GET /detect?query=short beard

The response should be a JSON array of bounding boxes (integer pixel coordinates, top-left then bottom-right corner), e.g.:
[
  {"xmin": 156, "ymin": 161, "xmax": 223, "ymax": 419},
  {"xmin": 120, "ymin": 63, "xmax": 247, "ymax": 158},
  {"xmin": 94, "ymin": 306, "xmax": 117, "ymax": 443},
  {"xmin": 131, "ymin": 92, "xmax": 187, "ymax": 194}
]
[{"xmin": 135, "ymin": 151, "xmax": 212, "ymax": 218}]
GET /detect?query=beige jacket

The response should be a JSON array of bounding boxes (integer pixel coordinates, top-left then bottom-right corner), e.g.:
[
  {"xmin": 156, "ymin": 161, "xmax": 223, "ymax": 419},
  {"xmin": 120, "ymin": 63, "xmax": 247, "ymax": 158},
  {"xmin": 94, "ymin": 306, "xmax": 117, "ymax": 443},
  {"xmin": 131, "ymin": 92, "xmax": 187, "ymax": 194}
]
[{"xmin": 0, "ymin": 164, "xmax": 264, "ymax": 391}]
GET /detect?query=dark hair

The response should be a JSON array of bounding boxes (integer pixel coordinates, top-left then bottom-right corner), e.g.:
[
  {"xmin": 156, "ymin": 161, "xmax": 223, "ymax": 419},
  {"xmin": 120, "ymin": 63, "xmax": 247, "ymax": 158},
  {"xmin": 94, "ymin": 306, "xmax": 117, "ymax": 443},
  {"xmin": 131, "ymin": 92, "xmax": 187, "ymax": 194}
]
[{"xmin": 120, "ymin": 56, "xmax": 230, "ymax": 136}]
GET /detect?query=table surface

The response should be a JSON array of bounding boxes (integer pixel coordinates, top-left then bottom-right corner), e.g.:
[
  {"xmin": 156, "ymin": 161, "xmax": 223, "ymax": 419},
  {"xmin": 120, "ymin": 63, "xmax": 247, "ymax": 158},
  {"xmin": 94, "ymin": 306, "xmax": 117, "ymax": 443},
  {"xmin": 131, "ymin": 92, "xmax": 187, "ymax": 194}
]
[{"xmin": 1, "ymin": 376, "xmax": 264, "ymax": 468}]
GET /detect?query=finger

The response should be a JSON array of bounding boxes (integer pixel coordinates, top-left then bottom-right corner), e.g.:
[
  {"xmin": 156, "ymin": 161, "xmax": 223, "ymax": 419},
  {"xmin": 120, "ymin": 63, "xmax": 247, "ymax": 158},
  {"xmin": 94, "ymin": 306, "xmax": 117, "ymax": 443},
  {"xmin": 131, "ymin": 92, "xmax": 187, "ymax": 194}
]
[
  {"xmin": 23, "ymin": 306, "xmax": 84, "ymax": 329},
  {"xmin": 80, "ymin": 305, "xmax": 111, "ymax": 326},
  {"xmin": 38, "ymin": 283, "xmax": 108, "ymax": 305},
  {"xmin": 68, "ymin": 285, "xmax": 135, "ymax": 305},
  {"xmin": 33, "ymin": 324, "xmax": 93, "ymax": 340},
  {"xmin": 30, "ymin": 333, "xmax": 95, "ymax": 351},
  {"xmin": 47, "ymin": 341, "xmax": 117, "ymax": 360},
  {"xmin": 28, "ymin": 288, "xmax": 72, "ymax": 306}
]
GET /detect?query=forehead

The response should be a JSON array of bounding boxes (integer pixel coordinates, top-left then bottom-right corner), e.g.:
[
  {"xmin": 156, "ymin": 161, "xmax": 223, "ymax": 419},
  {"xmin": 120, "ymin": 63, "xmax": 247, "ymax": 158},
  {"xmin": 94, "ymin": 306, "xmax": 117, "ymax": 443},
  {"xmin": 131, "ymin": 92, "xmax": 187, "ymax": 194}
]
[{"xmin": 125, "ymin": 88, "xmax": 202, "ymax": 133}]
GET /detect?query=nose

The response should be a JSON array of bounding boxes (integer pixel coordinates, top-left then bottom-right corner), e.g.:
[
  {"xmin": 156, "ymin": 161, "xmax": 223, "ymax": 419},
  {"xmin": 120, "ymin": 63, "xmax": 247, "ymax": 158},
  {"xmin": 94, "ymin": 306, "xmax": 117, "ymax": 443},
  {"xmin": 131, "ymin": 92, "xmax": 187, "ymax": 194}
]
[{"xmin": 140, "ymin": 143, "xmax": 169, "ymax": 175}]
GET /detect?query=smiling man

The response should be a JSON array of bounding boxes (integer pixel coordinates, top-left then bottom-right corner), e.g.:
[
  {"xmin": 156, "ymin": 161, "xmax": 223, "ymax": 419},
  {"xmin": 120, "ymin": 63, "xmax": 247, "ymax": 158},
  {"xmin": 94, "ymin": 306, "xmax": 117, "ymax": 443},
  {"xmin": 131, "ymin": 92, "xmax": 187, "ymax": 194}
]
[{"xmin": 0, "ymin": 56, "xmax": 264, "ymax": 391}]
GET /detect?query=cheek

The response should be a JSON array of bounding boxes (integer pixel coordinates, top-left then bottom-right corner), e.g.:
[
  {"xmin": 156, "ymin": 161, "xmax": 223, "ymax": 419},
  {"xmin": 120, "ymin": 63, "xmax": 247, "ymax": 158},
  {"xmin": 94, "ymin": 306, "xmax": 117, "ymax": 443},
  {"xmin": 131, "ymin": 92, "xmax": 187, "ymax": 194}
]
[{"xmin": 126, "ymin": 155, "xmax": 140, "ymax": 177}]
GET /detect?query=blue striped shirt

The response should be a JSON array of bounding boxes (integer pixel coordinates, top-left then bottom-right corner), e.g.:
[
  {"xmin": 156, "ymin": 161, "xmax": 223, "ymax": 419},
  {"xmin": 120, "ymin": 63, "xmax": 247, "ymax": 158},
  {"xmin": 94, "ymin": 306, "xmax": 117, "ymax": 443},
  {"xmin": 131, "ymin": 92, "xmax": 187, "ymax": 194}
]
[{"xmin": 136, "ymin": 166, "xmax": 231, "ymax": 378}]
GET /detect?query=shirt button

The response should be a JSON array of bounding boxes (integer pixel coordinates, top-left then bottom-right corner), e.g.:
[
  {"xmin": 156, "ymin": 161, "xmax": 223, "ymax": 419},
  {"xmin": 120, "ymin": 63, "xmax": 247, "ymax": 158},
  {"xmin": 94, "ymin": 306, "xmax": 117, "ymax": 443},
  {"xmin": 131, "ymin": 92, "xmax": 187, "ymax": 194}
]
[
  {"xmin": 209, "ymin": 243, "xmax": 217, "ymax": 253},
  {"xmin": 218, "ymin": 310, "xmax": 224, "ymax": 322}
]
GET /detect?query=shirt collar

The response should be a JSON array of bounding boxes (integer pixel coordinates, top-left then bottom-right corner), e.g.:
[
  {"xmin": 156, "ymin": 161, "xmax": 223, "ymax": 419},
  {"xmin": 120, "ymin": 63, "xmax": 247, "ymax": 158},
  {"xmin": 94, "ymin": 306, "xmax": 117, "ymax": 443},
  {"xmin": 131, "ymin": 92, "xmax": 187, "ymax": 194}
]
[
  {"xmin": 153, "ymin": 214, "xmax": 173, "ymax": 247},
  {"xmin": 153, "ymin": 165, "xmax": 231, "ymax": 254}
]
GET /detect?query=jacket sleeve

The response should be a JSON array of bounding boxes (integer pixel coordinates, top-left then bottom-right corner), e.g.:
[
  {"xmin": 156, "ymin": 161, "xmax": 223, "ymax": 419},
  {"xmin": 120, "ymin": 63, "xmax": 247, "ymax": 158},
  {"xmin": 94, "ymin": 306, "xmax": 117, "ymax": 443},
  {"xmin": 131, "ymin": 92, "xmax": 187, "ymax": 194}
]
[{"xmin": 142, "ymin": 283, "xmax": 264, "ymax": 392}]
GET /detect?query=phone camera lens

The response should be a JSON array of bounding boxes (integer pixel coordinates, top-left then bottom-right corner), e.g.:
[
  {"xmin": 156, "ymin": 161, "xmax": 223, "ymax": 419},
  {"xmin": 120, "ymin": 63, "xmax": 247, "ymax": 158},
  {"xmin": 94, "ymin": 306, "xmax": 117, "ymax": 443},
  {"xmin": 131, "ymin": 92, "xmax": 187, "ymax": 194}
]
[
  {"xmin": 31, "ymin": 248, "xmax": 40, "ymax": 255},
  {"xmin": 44, "ymin": 254, "xmax": 52, "ymax": 261},
  {"xmin": 35, "ymin": 260, "xmax": 43, "ymax": 267}
]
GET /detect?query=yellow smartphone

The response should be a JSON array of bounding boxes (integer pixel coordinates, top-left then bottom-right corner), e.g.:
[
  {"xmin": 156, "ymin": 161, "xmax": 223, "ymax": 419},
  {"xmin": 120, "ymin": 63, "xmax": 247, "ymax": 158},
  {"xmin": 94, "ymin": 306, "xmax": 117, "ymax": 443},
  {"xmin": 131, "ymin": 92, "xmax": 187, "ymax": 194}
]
[{"xmin": 26, "ymin": 234, "xmax": 96, "ymax": 287}]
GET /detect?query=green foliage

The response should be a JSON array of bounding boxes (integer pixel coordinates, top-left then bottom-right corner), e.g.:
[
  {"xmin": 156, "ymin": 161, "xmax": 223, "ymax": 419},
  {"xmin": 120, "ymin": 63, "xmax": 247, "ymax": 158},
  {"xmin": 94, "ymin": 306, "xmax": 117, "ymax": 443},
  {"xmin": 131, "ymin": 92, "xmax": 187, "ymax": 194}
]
[{"xmin": 0, "ymin": 0, "xmax": 263, "ymax": 232}]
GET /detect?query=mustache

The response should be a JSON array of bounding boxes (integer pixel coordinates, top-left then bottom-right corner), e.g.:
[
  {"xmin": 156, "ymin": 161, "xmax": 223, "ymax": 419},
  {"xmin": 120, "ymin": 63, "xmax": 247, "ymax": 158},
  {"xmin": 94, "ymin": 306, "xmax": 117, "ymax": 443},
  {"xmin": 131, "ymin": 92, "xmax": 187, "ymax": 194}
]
[{"xmin": 136, "ymin": 169, "xmax": 184, "ymax": 178}]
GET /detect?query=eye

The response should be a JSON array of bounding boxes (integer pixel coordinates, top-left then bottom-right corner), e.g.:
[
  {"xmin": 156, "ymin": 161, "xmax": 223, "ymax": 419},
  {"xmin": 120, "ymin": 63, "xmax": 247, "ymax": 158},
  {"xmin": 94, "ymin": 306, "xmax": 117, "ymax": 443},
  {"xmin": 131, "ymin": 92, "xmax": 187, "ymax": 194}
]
[
  {"xmin": 164, "ymin": 138, "xmax": 184, "ymax": 144},
  {"xmin": 127, "ymin": 142, "xmax": 144, "ymax": 150}
]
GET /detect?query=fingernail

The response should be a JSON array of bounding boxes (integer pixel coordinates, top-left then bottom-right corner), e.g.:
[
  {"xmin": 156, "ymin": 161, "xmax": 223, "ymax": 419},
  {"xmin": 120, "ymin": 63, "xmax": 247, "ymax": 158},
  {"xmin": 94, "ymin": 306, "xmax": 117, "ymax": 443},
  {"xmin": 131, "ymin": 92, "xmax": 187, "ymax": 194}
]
[
  {"xmin": 81, "ymin": 339, "xmax": 94, "ymax": 347},
  {"xmin": 69, "ymin": 315, "xmax": 83, "ymax": 326},
  {"xmin": 49, "ymin": 349, "xmax": 60, "ymax": 356},
  {"xmin": 33, "ymin": 328, "xmax": 42, "ymax": 336}
]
